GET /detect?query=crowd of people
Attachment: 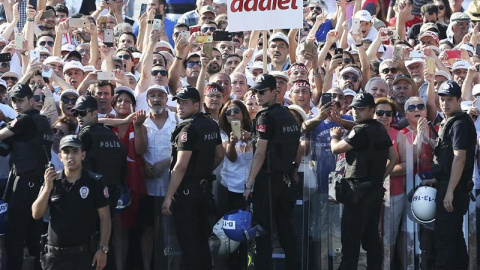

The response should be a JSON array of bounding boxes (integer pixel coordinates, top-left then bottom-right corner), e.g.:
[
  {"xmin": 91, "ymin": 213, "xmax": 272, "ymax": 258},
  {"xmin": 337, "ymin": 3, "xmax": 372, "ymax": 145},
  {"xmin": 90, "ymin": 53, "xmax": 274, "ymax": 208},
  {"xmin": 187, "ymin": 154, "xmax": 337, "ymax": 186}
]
[{"xmin": 0, "ymin": 0, "xmax": 480, "ymax": 269}]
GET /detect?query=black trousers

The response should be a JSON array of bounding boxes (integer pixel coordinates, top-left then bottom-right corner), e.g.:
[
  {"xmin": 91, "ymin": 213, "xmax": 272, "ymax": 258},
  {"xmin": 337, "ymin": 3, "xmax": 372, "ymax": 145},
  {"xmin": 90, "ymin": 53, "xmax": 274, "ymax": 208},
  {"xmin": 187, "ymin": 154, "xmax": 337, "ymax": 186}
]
[
  {"xmin": 338, "ymin": 187, "xmax": 383, "ymax": 270},
  {"xmin": 105, "ymin": 184, "xmax": 121, "ymax": 270},
  {"xmin": 5, "ymin": 175, "xmax": 43, "ymax": 270},
  {"xmin": 252, "ymin": 171, "xmax": 300, "ymax": 270},
  {"xmin": 435, "ymin": 182, "xmax": 469, "ymax": 270},
  {"xmin": 41, "ymin": 251, "xmax": 94, "ymax": 270},
  {"xmin": 173, "ymin": 184, "xmax": 213, "ymax": 270}
]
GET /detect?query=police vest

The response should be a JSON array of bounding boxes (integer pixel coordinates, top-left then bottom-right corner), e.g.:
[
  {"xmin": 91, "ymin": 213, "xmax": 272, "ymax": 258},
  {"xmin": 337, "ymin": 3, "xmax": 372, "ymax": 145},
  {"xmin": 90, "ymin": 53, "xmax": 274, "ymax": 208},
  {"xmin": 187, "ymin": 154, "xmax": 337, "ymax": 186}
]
[
  {"xmin": 253, "ymin": 104, "xmax": 300, "ymax": 173},
  {"xmin": 432, "ymin": 112, "xmax": 476, "ymax": 183},
  {"xmin": 11, "ymin": 113, "xmax": 53, "ymax": 175},
  {"xmin": 170, "ymin": 113, "xmax": 220, "ymax": 180},
  {"xmin": 344, "ymin": 120, "xmax": 391, "ymax": 186},
  {"xmin": 79, "ymin": 124, "xmax": 127, "ymax": 186}
]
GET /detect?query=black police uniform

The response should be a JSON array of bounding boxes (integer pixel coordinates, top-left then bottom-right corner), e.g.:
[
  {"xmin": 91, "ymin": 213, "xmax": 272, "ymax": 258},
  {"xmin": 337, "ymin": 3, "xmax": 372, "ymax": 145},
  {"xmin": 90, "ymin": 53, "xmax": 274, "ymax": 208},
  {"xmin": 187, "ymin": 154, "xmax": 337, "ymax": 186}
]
[
  {"xmin": 41, "ymin": 170, "xmax": 109, "ymax": 270},
  {"xmin": 338, "ymin": 119, "xmax": 391, "ymax": 270},
  {"xmin": 170, "ymin": 112, "xmax": 221, "ymax": 270},
  {"xmin": 251, "ymin": 103, "xmax": 301, "ymax": 269},
  {"xmin": 432, "ymin": 112, "xmax": 476, "ymax": 270},
  {"xmin": 2, "ymin": 109, "xmax": 53, "ymax": 270}
]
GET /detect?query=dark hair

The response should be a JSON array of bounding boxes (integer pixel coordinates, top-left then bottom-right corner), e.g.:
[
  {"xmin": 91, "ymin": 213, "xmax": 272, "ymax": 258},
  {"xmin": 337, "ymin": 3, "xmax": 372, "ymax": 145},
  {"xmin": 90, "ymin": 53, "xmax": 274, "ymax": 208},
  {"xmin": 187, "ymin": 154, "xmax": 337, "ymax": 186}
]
[
  {"xmin": 225, "ymin": 53, "xmax": 242, "ymax": 62},
  {"xmin": 53, "ymin": 115, "xmax": 77, "ymax": 133},
  {"xmin": 394, "ymin": 40, "xmax": 414, "ymax": 49},
  {"xmin": 54, "ymin": 4, "xmax": 68, "ymax": 15},
  {"xmin": 219, "ymin": 99, "xmax": 252, "ymax": 135},
  {"xmin": 211, "ymin": 72, "xmax": 232, "ymax": 84},
  {"xmin": 439, "ymin": 39, "xmax": 454, "ymax": 49},
  {"xmin": 153, "ymin": 52, "xmax": 167, "ymax": 67},
  {"xmin": 115, "ymin": 48, "xmax": 135, "ymax": 73},
  {"xmin": 118, "ymin": 31, "xmax": 137, "ymax": 46},
  {"xmin": 421, "ymin": 3, "xmax": 438, "ymax": 16},
  {"xmin": 438, "ymin": 0, "xmax": 452, "ymax": 23},
  {"xmin": 113, "ymin": 90, "xmax": 136, "ymax": 107},
  {"xmin": 174, "ymin": 23, "xmax": 189, "ymax": 31},
  {"xmin": 36, "ymin": 32, "xmax": 54, "ymax": 47},
  {"xmin": 375, "ymin": 97, "xmax": 397, "ymax": 118},
  {"xmin": 95, "ymin": 81, "xmax": 115, "ymax": 96}
]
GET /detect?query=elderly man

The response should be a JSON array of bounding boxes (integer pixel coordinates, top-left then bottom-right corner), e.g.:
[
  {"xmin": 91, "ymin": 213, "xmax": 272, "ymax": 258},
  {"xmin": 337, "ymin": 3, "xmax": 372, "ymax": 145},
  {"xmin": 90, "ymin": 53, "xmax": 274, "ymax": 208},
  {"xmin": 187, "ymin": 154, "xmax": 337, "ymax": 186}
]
[
  {"xmin": 449, "ymin": 12, "xmax": 471, "ymax": 46},
  {"xmin": 379, "ymin": 60, "xmax": 400, "ymax": 94},
  {"xmin": 268, "ymin": 32, "xmax": 290, "ymax": 71},
  {"xmin": 338, "ymin": 67, "xmax": 362, "ymax": 93},
  {"xmin": 392, "ymin": 74, "xmax": 416, "ymax": 129},
  {"xmin": 405, "ymin": 58, "xmax": 428, "ymax": 102},
  {"xmin": 451, "ymin": 60, "xmax": 470, "ymax": 87}
]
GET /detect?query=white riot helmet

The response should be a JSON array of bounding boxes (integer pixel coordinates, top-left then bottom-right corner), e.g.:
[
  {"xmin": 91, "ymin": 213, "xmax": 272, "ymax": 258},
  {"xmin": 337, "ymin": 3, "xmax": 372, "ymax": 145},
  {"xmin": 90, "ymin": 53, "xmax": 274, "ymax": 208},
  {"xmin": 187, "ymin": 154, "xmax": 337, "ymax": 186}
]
[
  {"xmin": 212, "ymin": 218, "xmax": 240, "ymax": 255},
  {"xmin": 411, "ymin": 186, "xmax": 437, "ymax": 224}
]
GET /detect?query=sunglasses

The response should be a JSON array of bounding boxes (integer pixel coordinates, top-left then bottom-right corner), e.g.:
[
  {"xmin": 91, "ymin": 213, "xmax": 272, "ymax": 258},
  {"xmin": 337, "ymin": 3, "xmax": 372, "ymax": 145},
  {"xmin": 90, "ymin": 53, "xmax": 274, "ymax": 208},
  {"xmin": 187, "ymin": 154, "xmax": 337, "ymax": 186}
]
[
  {"xmin": 232, "ymin": 32, "xmax": 244, "ymax": 38},
  {"xmin": 381, "ymin": 68, "xmax": 398, "ymax": 74},
  {"xmin": 151, "ymin": 70, "xmax": 168, "ymax": 76},
  {"xmin": 406, "ymin": 103, "xmax": 425, "ymax": 112},
  {"xmin": 201, "ymin": 27, "xmax": 216, "ymax": 33},
  {"xmin": 226, "ymin": 107, "xmax": 241, "ymax": 116},
  {"xmin": 342, "ymin": 74, "xmax": 358, "ymax": 83},
  {"xmin": 252, "ymin": 89, "xmax": 267, "ymax": 95},
  {"xmin": 186, "ymin": 61, "xmax": 201, "ymax": 68},
  {"xmin": 117, "ymin": 54, "xmax": 131, "ymax": 60},
  {"xmin": 33, "ymin": 95, "xmax": 45, "ymax": 102},
  {"xmin": 52, "ymin": 127, "xmax": 67, "ymax": 136},
  {"xmin": 437, "ymin": 5, "xmax": 445, "ymax": 10},
  {"xmin": 205, "ymin": 93, "xmax": 223, "ymax": 99},
  {"xmin": 61, "ymin": 96, "xmax": 78, "ymax": 104},
  {"xmin": 309, "ymin": 6, "xmax": 321, "ymax": 11},
  {"xmin": 3, "ymin": 76, "xmax": 17, "ymax": 81},
  {"xmin": 0, "ymin": 63, "xmax": 8, "ymax": 68},
  {"xmin": 73, "ymin": 110, "xmax": 89, "ymax": 117},
  {"xmin": 375, "ymin": 110, "xmax": 393, "ymax": 117},
  {"xmin": 39, "ymin": 41, "xmax": 54, "ymax": 47},
  {"xmin": 78, "ymin": 49, "xmax": 90, "ymax": 54}
]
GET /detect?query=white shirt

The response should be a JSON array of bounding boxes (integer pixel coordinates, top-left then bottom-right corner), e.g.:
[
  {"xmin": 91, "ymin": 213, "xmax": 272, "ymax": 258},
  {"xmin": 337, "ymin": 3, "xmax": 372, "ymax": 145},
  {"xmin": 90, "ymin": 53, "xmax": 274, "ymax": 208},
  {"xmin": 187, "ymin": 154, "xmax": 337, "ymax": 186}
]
[
  {"xmin": 143, "ymin": 110, "xmax": 178, "ymax": 196},
  {"xmin": 219, "ymin": 131, "xmax": 253, "ymax": 193}
]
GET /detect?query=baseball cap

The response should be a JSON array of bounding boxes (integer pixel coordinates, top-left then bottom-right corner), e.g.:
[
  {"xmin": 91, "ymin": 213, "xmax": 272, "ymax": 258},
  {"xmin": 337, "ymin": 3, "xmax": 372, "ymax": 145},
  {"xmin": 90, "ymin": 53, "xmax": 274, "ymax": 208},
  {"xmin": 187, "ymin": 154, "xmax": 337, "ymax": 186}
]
[
  {"xmin": 349, "ymin": 93, "xmax": 375, "ymax": 108},
  {"xmin": 59, "ymin": 135, "xmax": 82, "ymax": 150},
  {"xmin": 114, "ymin": 86, "xmax": 136, "ymax": 100},
  {"xmin": 288, "ymin": 105, "xmax": 308, "ymax": 121},
  {"xmin": 343, "ymin": 89, "xmax": 357, "ymax": 97},
  {"xmin": 125, "ymin": 72, "xmax": 136, "ymax": 81},
  {"xmin": 146, "ymin": 84, "xmax": 168, "ymax": 95},
  {"xmin": 466, "ymin": 1, "xmax": 480, "ymax": 21},
  {"xmin": 213, "ymin": 0, "xmax": 227, "ymax": 4},
  {"xmin": 35, "ymin": 47, "xmax": 51, "ymax": 55},
  {"xmin": 63, "ymin": 61, "xmax": 84, "ymax": 73},
  {"xmin": 451, "ymin": 12, "xmax": 471, "ymax": 22},
  {"xmin": 1, "ymin": 71, "xmax": 20, "ymax": 80},
  {"xmin": 132, "ymin": 52, "xmax": 142, "ymax": 59},
  {"xmin": 461, "ymin": 100, "xmax": 473, "ymax": 111},
  {"xmin": 250, "ymin": 74, "xmax": 277, "ymax": 91},
  {"xmin": 354, "ymin": 10, "xmax": 372, "ymax": 22},
  {"xmin": 460, "ymin": 43, "xmax": 475, "ymax": 55},
  {"xmin": 362, "ymin": 0, "xmax": 377, "ymax": 16},
  {"xmin": 199, "ymin": 5, "xmax": 215, "ymax": 15},
  {"xmin": 0, "ymin": 37, "xmax": 8, "ymax": 45},
  {"xmin": 451, "ymin": 60, "xmax": 470, "ymax": 71},
  {"xmin": 268, "ymin": 32, "xmax": 289, "ymax": 46},
  {"xmin": 472, "ymin": 84, "xmax": 480, "ymax": 96},
  {"xmin": 61, "ymin": 44, "xmax": 76, "ymax": 52},
  {"xmin": 186, "ymin": 52, "xmax": 201, "ymax": 62},
  {"xmin": 248, "ymin": 62, "xmax": 264, "ymax": 73},
  {"xmin": 172, "ymin": 86, "xmax": 201, "ymax": 102},
  {"xmin": 44, "ymin": 56, "xmax": 65, "ymax": 66},
  {"xmin": 435, "ymin": 70, "xmax": 452, "ymax": 80},
  {"xmin": 269, "ymin": 71, "xmax": 289, "ymax": 82},
  {"xmin": 420, "ymin": 22, "xmax": 439, "ymax": 34},
  {"xmin": 72, "ymin": 95, "xmax": 98, "ymax": 112},
  {"xmin": 393, "ymin": 74, "xmax": 415, "ymax": 86},
  {"xmin": 65, "ymin": 50, "xmax": 82, "ymax": 62},
  {"xmin": 419, "ymin": 31, "xmax": 439, "ymax": 45},
  {"xmin": 60, "ymin": 89, "xmax": 79, "ymax": 99},
  {"xmin": 405, "ymin": 58, "xmax": 425, "ymax": 67},
  {"xmin": 82, "ymin": 65, "xmax": 96, "ymax": 73},
  {"xmin": 8, "ymin": 83, "xmax": 32, "ymax": 99},
  {"xmin": 438, "ymin": 80, "xmax": 461, "ymax": 97},
  {"xmin": 155, "ymin": 41, "xmax": 174, "ymax": 53},
  {"xmin": 339, "ymin": 66, "xmax": 361, "ymax": 78}
]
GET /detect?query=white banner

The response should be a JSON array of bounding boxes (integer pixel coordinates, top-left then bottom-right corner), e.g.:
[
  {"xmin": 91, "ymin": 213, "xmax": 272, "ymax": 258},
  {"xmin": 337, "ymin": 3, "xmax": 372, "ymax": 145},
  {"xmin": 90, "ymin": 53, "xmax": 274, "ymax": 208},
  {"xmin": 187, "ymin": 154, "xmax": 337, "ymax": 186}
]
[{"xmin": 227, "ymin": 0, "xmax": 303, "ymax": 31}]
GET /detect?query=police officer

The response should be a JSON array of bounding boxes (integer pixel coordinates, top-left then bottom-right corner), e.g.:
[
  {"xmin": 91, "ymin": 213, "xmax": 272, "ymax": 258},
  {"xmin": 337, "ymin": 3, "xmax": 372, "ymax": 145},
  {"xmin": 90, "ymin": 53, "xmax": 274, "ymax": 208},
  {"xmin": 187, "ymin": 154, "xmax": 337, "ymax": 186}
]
[
  {"xmin": 72, "ymin": 95, "xmax": 127, "ymax": 269},
  {"xmin": 329, "ymin": 93, "xmax": 397, "ymax": 270},
  {"xmin": 32, "ymin": 135, "xmax": 111, "ymax": 270},
  {"xmin": 242, "ymin": 74, "xmax": 301, "ymax": 269},
  {"xmin": 0, "ymin": 83, "xmax": 53, "ymax": 270},
  {"xmin": 432, "ymin": 80, "xmax": 476, "ymax": 270},
  {"xmin": 161, "ymin": 86, "xmax": 224, "ymax": 270}
]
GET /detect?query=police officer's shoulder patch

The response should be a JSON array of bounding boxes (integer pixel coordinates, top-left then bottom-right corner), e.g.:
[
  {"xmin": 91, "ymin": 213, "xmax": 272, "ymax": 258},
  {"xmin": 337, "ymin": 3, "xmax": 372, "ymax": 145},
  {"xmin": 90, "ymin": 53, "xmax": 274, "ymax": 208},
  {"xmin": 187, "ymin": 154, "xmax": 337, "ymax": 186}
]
[
  {"xmin": 347, "ymin": 129, "xmax": 355, "ymax": 139},
  {"xmin": 79, "ymin": 186, "xmax": 89, "ymax": 199},
  {"xmin": 181, "ymin": 132, "xmax": 187, "ymax": 142},
  {"xmin": 87, "ymin": 170, "xmax": 103, "ymax": 181},
  {"xmin": 103, "ymin": 187, "xmax": 109, "ymax": 198}
]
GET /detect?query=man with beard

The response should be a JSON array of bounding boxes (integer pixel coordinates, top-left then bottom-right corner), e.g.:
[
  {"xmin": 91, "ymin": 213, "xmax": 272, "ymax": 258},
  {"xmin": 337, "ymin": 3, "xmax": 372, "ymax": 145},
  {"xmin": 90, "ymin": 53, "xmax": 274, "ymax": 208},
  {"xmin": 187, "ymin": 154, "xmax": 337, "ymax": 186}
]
[
  {"xmin": 217, "ymin": 41, "xmax": 235, "ymax": 61},
  {"xmin": 338, "ymin": 67, "xmax": 362, "ymax": 93},
  {"xmin": 206, "ymin": 48, "xmax": 223, "ymax": 77},
  {"xmin": 305, "ymin": 0, "xmax": 335, "ymax": 42},
  {"xmin": 140, "ymin": 84, "xmax": 177, "ymax": 270},
  {"xmin": 63, "ymin": 61, "xmax": 85, "ymax": 90},
  {"xmin": 405, "ymin": 58, "xmax": 427, "ymax": 101},
  {"xmin": 209, "ymin": 73, "xmax": 231, "ymax": 103},
  {"xmin": 40, "ymin": 7, "xmax": 56, "ymax": 35},
  {"xmin": 93, "ymin": 82, "xmax": 116, "ymax": 117},
  {"xmin": 392, "ymin": 74, "xmax": 416, "ymax": 129},
  {"xmin": 379, "ymin": 60, "xmax": 400, "ymax": 95},
  {"xmin": 268, "ymin": 32, "xmax": 290, "ymax": 71},
  {"xmin": 224, "ymin": 54, "xmax": 242, "ymax": 75},
  {"xmin": 230, "ymin": 72, "xmax": 248, "ymax": 100},
  {"xmin": 449, "ymin": 12, "xmax": 471, "ymax": 46},
  {"xmin": 231, "ymin": 32, "xmax": 245, "ymax": 50},
  {"xmin": 451, "ymin": 60, "xmax": 469, "ymax": 87}
]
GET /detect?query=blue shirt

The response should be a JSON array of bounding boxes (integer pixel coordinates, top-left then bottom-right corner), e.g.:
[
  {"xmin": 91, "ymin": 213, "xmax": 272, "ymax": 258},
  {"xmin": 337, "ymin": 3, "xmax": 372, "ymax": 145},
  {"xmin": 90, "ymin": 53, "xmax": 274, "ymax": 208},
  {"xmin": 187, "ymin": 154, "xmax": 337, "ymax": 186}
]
[{"xmin": 315, "ymin": 20, "xmax": 334, "ymax": 43}]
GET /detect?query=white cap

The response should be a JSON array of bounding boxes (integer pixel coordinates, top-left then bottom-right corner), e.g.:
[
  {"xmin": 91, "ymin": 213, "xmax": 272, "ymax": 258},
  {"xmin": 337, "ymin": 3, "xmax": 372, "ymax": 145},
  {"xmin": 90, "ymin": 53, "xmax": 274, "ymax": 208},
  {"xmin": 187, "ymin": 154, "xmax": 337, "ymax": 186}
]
[
  {"xmin": 115, "ymin": 86, "xmax": 135, "ymax": 98},
  {"xmin": 132, "ymin": 52, "xmax": 142, "ymax": 59},
  {"xmin": 472, "ymin": 84, "xmax": 480, "ymax": 96},
  {"xmin": 461, "ymin": 100, "xmax": 473, "ymax": 111},
  {"xmin": 63, "ymin": 61, "xmax": 84, "ymax": 73},
  {"xmin": 146, "ymin": 84, "xmax": 168, "ymax": 95},
  {"xmin": 434, "ymin": 70, "xmax": 451, "ymax": 80},
  {"xmin": 1, "ymin": 71, "xmax": 20, "ymax": 79},
  {"xmin": 339, "ymin": 66, "xmax": 361, "ymax": 78},
  {"xmin": 155, "ymin": 41, "xmax": 174, "ymax": 53},
  {"xmin": 0, "ymin": 37, "xmax": 8, "ymax": 45},
  {"xmin": 35, "ymin": 47, "xmax": 51, "ymax": 55},
  {"xmin": 213, "ymin": 0, "xmax": 227, "ymax": 4},
  {"xmin": 268, "ymin": 32, "xmax": 289, "ymax": 46},
  {"xmin": 343, "ymin": 89, "xmax": 357, "ymax": 97},
  {"xmin": 44, "ymin": 56, "xmax": 64, "ymax": 66},
  {"xmin": 460, "ymin": 43, "xmax": 475, "ymax": 55},
  {"xmin": 269, "ymin": 71, "xmax": 289, "ymax": 82},
  {"xmin": 451, "ymin": 60, "xmax": 470, "ymax": 71},
  {"xmin": 248, "ymin": 62, "xmax": 264, "ymax": 72},
  {"xmin": 61, "ymin": 44, "xmax": 76, "ymax": 52},
  {"xmin": 354, "ymin": 10, "xmax": 372, "ymax": 22},
  {"xmin": 82, "ymin": 65, "xmax": 96, "ymax": 73},
  {"xmin": 60, "ymin": 89, "xmax": 79, "ymax": 98},
  {"xmin": 405, "ymin": 58, "xmax": 425, "ymax": 67},
  {"xmin": 287, "ymin": 105, "xmax": 308, "ymax": 121},
  {"xmin": 125, "ymin": 72, "xmax": 136, "ymax": 80}
]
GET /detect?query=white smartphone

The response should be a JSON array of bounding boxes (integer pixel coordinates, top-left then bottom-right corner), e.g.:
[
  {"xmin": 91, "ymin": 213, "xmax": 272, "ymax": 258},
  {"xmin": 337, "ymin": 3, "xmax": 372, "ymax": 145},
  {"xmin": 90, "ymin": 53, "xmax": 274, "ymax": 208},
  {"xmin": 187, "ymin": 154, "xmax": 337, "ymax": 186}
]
[
  {"xmin": 351, "ymin": 18, "xmax": 360, "ymax": 35},
  {"xmin": 69, "ymin": 17, "xmax": 87, "ymax": 28},
  {"xmin": 42, "ymin": 66, "xmax": 53, "ymax": 78},
  {"xmin": 97, "ymin": 72, "xmax": 115, "ymax": 81},
  {"xmin": 30, "ymin": 50, "xmax": 40, "ymax": 62},
  {"xmin": 179, "ymin": 31, "xmax": 189, "ymax": 41},
  {"xmin": 14, "ymin": 33, "xmax": 23, "ymax": 50},
  {"xmin": 104, "ymin": 29, "xmax": 114, "ymax": 47},
  {"xmin": 153, "ymin": 19, "xmax": 162, "ymax": 31},
  {"xmin": 231, "ymin": 120, "xmax": 241, "ymax": 139},
  {"xmin": 409, "ymin": 50, "xmax": 424, "ymax": 58}
]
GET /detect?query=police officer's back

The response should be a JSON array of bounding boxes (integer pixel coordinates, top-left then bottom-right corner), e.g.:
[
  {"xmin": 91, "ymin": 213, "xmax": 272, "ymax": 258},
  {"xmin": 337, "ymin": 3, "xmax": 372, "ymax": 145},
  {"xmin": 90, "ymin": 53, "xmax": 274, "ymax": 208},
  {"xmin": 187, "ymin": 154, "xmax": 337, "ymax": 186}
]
[{"xmin": 0, "ymin": 83, "xmax": 53, "ymax": 270}]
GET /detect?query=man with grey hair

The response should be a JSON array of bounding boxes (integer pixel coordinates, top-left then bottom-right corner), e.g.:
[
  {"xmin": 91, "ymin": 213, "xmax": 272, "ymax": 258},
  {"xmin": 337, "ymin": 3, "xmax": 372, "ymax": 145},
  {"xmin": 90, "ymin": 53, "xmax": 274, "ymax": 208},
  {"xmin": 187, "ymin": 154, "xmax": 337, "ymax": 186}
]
[
  {"xmin": 379, "ymin": 59, "xmax": 400, "ymax": 92},
  {"xmin": 365, "ymin": 77, "xmax": 389, "ymax": 99},
  {"xmin": 392, "ymin": 74, "xmax": 416, "ymax": 129},
  {"xmin": 230, "ymin": 72, "xmax": 248, "ymax": 100}
]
